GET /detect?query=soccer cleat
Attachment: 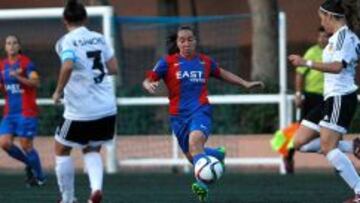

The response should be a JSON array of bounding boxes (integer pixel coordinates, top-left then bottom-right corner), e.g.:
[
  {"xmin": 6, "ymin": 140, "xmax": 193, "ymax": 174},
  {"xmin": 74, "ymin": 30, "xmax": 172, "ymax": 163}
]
[
  {"xmin": 192, "ymin": 182, "xmax": 208, "ymax": 202},
  {"xmin": 88, "ymin": 190, "xmax": 102, "ymax": 203},
  {"xmin": 26, "ymin": 176, "xmax": 46, "ymax": 187},
  {"xmin": 25, "ymin": 166, "xmax": 34, "ymax": 183},
  {"xmin": 343, "ymin": 194, "xmax": 360, "ymax": 203},
  {"xmin": 353, "ymin": 138, "xmax": 360, "ymax": 160},
  {"xmin": 283, "ymin": 155, "xmax": 294, "ymax": 174}
]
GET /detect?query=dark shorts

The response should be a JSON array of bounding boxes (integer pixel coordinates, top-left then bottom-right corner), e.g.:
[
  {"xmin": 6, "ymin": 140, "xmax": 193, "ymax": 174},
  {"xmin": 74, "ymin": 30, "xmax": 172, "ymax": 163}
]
[
  {"xmin": 301, "ymin": 92, "xmax": 323, "ymax": 120},
  {"xmin": 301, "ymin": 91, "xmax": 357, "ymax": 134},
  {"xmin": 55, "ymin": 115, "xmax": 116, "ymax": 148},
  {"xmin": 170, "ymin": 106, "xmax": 212, "ymax": 153}
]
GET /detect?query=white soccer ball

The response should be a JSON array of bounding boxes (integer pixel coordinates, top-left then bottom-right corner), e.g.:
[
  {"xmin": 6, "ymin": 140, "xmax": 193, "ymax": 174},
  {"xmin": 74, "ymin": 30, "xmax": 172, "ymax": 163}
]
[{"xmin": 194, "ymin": 156, "xmax": 224, "ymax": 184}]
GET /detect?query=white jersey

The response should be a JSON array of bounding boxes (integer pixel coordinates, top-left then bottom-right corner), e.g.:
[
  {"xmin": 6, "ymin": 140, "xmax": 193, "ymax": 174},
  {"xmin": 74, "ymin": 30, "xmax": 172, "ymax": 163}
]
[
  {"xmin": 55, "ymin": 26, "xmax": 117, "ymax": 120},
  {"xmin": 323, "ymin": 25, "xmax": 360, "ymax": 99}
]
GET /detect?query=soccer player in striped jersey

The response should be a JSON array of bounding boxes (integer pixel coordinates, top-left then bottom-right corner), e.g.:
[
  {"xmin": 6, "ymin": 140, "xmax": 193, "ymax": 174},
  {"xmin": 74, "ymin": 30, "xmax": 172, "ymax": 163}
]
[
  {"xmin": 0, "ymin": 35, "xmax": 45, "ymax": 187},
  {"xmin": 143, "ymin": 25, "xmax": 264, "ymax": 202},
  {"xmin": 289, "ymin": 0, "xmax": 360, "ymax": 202},
  {"xmin": 52, "ymin": 0, "xmax": 118, "ymax": 203}
]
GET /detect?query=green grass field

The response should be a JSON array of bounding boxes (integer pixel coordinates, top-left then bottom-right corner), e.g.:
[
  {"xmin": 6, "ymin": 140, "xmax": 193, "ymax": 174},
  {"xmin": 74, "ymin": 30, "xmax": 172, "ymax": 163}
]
[{"xmin": 0, "ymin": 171, "xmax": 353, "ymax": 203}]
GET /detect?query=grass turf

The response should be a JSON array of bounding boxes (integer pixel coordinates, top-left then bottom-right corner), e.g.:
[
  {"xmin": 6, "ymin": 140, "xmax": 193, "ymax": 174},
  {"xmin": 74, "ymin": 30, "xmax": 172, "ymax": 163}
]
[{"xmin": 0, "ymin": 171, "xmax": 353, "ymax": 203}]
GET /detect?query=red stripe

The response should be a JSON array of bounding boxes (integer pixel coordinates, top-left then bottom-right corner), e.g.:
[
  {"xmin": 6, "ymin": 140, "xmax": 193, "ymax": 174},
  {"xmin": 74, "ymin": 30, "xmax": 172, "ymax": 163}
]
[
  {"xmin": 164, "ymin": 54, "xmax": 180, "ymax": 115},
  {"xmin": 199, "ymin": 54, "xmax": 210, "ymax": 105},
  {"xmin": 146, "ymin": 70, "xmax": 160, "ymax": 81},
  {"xmin": 19, "ymin": 56, "xmax": 38, "ymax": 117}
]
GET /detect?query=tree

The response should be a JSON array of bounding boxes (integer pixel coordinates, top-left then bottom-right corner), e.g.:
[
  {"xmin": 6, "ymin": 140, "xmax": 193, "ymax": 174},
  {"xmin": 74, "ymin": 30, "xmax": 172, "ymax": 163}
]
[{"xmin": 248, "ymin": 0, "xmax": 279, "ymax": 80}]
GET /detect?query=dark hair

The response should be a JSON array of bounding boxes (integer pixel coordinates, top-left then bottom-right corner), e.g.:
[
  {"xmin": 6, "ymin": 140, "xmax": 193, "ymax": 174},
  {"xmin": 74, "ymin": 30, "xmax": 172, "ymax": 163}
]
[
  {"xmin": 320, "ymin": 0, "xmax": 360, "ymax": 35},
  {"xmin": 166, "ymin": 25, "xmax": 195, "ymax": 55},
  {"xmin": 341, "ymin": 0, "xmax": 360, "ymax": 35},
  {"xmin": 320, "ymin": 0, "xmax": 345, "ymax": 17},
  {"xmin": 63, "ymin": 0, "xmax": 87, "ymax": 24}
]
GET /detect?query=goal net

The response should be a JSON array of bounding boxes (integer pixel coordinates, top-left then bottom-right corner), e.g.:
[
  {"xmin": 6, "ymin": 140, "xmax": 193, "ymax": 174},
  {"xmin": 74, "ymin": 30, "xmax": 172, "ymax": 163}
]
[{"xmin": 0, "ymin": 7, "xmax": 288, "ymax": 173}]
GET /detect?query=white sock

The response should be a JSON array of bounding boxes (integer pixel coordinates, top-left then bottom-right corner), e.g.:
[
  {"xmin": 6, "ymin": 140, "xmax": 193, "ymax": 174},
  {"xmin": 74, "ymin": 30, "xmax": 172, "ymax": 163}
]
[
  {"xmin": 299, "ymin": 138, "xmax": 321, "ymax": 153},
  {"xmin": 338, "ymin": 140, "xmax": 353, "ymax": 153},
  {"xmin": 299, "ymin": 138, "xmax": 353, "ymax": 154},
  {"xmin": 326, "ymin": 148, "xmax": 360, "ymax": 193},
  {"xmin": 84, "ymin": 152, "xmax": 103, "ymax": 193},
  {"xmin": 55, "ymin": 156, "xmax": 75, "ymax": 203}
]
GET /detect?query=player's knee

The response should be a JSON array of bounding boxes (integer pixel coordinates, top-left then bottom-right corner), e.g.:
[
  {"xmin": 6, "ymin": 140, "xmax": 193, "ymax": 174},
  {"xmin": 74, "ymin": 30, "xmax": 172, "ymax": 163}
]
[{"xmin": 0, "ymin": 138, "xmax": 12, "ymax": 150}]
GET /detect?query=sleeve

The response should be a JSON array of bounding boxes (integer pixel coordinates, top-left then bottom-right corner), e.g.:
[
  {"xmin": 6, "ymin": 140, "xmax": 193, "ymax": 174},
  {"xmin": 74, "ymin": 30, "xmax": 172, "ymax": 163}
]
[
  {"xmin": 146, "ymin": 57, "xmax": 168, "ymax": 81},
  {"xmin": 102, "ymin": 36, "xmax": 115, "ymax": 62},
  {"xmin": 56, "ymin": 37, "xmax": 77, "ymax": 63},
  {"xmin": 332, "ymin": 36, "xmax": 358, "ymax": 65},
  {"xmin": 25, "ymin": 61, "xmax": 39, "ymax": 80},
  {"xmin": 209, "ymin": 57, "xmax": 221, "ymax": 78}
]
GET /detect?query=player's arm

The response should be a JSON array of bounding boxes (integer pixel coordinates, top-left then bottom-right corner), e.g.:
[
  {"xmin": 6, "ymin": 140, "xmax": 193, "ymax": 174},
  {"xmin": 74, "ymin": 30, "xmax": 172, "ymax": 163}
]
[
  {"xmin": 52, "ymin": 60, "xmax": 73, "ymax": 104},
  {"xmin": 289, "ymin": 55, "xmax": 342, "ymax": 73},
  {"xmin": 143, "ymin": 58, "xmax": 167, "ymax": 94},
  {"xmin": 218, "ymin": 68, "xmax": 265, "ymax": 89},
  {"xmin": 106, "ymin": 57, "xmax": 118, "ymax": 75},
  {"xmin": 10, "ymin": 70, "xmax": 40, "ymax": 88}
]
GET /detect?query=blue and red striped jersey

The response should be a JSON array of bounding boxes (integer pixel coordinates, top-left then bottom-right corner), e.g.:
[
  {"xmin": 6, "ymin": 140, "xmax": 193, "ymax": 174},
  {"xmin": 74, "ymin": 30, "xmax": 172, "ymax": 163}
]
[
  {"xmin": 147, "ymin": 53, "xmax": 220, "ymax": 116},
  {"xmin": 0, "ymin": 55, "xmax": 38, "ymax": 117}
]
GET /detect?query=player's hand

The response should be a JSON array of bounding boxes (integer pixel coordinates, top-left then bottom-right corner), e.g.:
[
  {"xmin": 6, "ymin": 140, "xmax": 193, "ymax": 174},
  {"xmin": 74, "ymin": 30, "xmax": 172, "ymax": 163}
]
[
  {"xmin": 288, "ymin": 55, "xmax": 306, "ymax": 67},
  {"xmin": 52, "ymin": 91, "xmax": 62, "ymax": 104},
  {"xmin": 245, "ymin": 81, "xmax": 265, "ymax": 90},
  {"xmin": 143, "ymin": 80, "xmax": 159, "ymax": 94},
  {"xmin": 9, "ymin": 69, "xmax": 22, "ymax": 77}
]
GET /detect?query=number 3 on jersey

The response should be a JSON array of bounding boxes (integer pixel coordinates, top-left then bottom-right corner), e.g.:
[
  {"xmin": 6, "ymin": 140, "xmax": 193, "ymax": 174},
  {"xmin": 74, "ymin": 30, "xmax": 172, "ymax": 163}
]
[{"xmin": 87, "ymin": 50, "xmax": 105, "ymax": 84}]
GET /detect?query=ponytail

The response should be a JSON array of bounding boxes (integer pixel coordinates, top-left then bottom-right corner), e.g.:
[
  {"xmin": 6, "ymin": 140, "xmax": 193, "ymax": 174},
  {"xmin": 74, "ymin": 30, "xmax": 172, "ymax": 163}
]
[
  {"xmin": 342, "ymin": 0, "xmax": 360, "ymax": 36},
  {"xmin": 166, "ymin": 32, "xmax": 179, "ymax": 55}
]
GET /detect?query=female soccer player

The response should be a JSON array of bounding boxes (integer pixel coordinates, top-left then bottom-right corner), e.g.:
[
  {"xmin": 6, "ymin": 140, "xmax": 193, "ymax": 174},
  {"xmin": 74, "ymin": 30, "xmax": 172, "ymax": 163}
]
[
  {"xmin": 53, "ymin": 0, "xmax": 118, "ymax": 202},
  {"xmin": 289, "ymin": 0, "xmax": 360, "ymax": 202},
  {"xmin": 143, "ymin": 25, "xmax": 264, "ymax": 202},
  {"xmin": 0, "ymin": 35, "xmax": 45, "ymax": 187}
]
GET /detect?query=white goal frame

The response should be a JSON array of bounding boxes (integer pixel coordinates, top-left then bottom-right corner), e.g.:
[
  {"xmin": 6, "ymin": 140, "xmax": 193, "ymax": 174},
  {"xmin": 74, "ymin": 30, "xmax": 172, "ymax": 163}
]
[{"xmin": 0, "ymin": 8, "xmax": 288, "ymax": 174}]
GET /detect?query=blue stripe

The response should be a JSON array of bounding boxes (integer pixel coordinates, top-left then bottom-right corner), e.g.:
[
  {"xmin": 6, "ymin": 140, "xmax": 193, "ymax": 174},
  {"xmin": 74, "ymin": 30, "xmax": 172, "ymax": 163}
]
[{"xmin": 61, "ymin": 50, "xmax": 76, "ymax": 63}]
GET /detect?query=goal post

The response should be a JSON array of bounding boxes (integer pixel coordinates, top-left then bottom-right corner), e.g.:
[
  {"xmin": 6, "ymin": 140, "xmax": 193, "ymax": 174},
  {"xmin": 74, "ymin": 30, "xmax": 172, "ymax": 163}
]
[{"xmin": 0, "ymin": 7, "xmax": 288, "ymax": 174}]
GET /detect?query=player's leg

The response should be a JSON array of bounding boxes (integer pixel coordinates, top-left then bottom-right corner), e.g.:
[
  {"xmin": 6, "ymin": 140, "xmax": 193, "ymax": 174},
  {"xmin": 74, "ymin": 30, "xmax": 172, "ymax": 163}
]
[
  {"xmin": 0, "ymin": 134, "xmax": 29, "ymax": 164},
  {"xmin": 55, "ymin": 141, "xmax": 75, "ymax": 203},
  {"xmin": 320, "ymin": 93, "xmax": 360, "ymax": 202},
  {"xmin": 321, "ymin": 128, "xmax": 360, "ymax": 198},
  {"xmin": 0, "ymin": 116, "xmax": 30, "ymax": 165},
  {"xmin": 18, "ymin": 116, "xmax": 45, "ymax": 185},
  {"xmin": 189, "ymin": 130, "xmax": 209, "ymax": 202},
  {"xmin": 84, "ymin": 115, "xmax": 116, "ymax": 203},
  {"xmin": 54, "ymin": 118, "xmax": 79, "ymax": 203},
  {"xmin": 83, "ymin": 146, "xmax": 103, "ymax": 203},
  {"xmin": 19, "ymin": 137, "xmax": 46, "ymax": 186}
]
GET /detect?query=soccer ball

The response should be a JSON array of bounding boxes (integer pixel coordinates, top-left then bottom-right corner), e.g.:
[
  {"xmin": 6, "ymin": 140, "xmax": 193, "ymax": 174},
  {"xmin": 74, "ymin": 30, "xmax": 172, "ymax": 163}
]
[{"xmin": 194, "ymin": 156, "xmax": 224, "ymax": 184}]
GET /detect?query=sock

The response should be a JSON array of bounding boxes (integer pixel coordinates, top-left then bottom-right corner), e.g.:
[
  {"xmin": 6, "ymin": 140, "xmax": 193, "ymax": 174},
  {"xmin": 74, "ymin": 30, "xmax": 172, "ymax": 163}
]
[
  {"xmin": 299, "ymin": 138, "xmax": 353, "ymax": 154},
  {"xmin": 6, "ymin": 144, "xmax": 29, "ymax": 165},
  {"xmin": 326, "ymin": 148, "xmax": 360, "ymax": 193},
  {"xmin": 192, "ymin": 153, "xmax": 206, "ymax": 165},
  {"xmin": 338, "ymin": 140, "xmax": 353, "ymax": 154},
  {"xmin": 204, "ymin": 147, "xmax": 224, "ymax": 162},
  {"xmin": 299, "ymin": 138, "xmax": 321, "ymax": 153},
  {"xmin": 26, "ymin": 149, "xmax": 44, "ymax": 180},
  {"xmin": 55, "ymin": 156, "xmax": 75, "ymax": 203},
  {"xmin": 84, "ymin": 152, "xmax": 103, "ymax": 193}
]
